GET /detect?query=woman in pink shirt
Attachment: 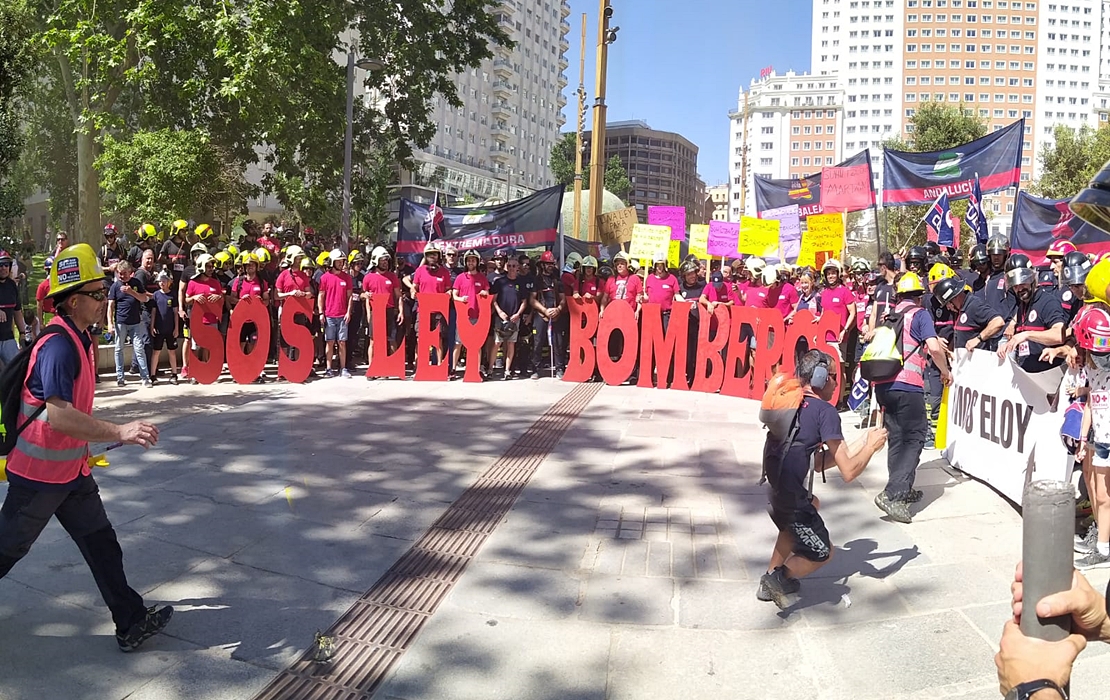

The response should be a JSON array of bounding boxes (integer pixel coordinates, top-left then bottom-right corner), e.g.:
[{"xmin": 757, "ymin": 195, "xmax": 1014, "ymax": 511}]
[
  {"xmin": 816, "ymin": 258, "xmax": 856, "ymax": 355},
  {"xmin": 573, "ymin": 256, "xmax": 602, "ymax": 301},
  {"xmin": 451, "ymin": 249, "xmax": 490, "ymax": 375},
  {"xmin": 403, "ymin": 243, "xmax": 452, "ymax": 365},
  {"xmin": 601, "ymin": 252, "xmax": 642, "ymax": 315},
  {"xmin": 773, "ymin": 265, "xmax": 799, "ymax": 317}
]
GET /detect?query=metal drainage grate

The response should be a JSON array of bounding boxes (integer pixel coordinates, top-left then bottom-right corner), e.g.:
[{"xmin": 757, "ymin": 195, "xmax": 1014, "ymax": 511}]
[{"xmin": 252, "ymin": 381, "xmax": 603, "ymax": 700}]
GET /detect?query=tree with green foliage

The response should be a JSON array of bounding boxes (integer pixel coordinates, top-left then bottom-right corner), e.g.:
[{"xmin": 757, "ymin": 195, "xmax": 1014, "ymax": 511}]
[
  {"xmin": 30, "ymin": 0, "xmax": 510, "ymax": 243},
  {"xmin": 880, "ymin": 103, "xmax": 988, "ymax": 254},
  {"xmin": 1030, "ymin": 124, "xmax": 1110, "ymax": 199},
  {"xmin": 549, "ymin": 133, "xmax": 632, "ymax": 202},
  {"xmin": 96, "ymin": 128, "xmax": 255, "ymax": 225},
  {"xmin": 0, "ymin": 0, "xmax": 35, "ymax": 238}
]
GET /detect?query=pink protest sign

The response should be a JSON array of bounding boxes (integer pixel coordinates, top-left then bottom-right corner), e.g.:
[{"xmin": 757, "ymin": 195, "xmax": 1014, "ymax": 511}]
[
  {"xmin": 820, "ymin": 164, "xmax": 874, "ymax": 213},
  {"xmin": 648, "ymin": 206, "xmax": 687, "ymax": 241},
  {"xmin": 707, "ymin": 221, "xmax": 740, "ymax": 257}
]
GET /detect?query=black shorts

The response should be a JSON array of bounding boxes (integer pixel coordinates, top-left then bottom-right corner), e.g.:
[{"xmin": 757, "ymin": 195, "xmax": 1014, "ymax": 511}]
[
  {"xmin": 150, "ymin": 333, "xmax": 178, "ymax": 351},
  {"xmin": 769, "ymin": 502, "xmax": 832, "ymax": 562}
]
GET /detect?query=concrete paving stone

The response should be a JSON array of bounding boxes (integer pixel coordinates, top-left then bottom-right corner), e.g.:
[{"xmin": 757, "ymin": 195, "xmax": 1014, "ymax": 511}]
[
  {"xmin": 957, "ymin": 601, "xmax": 1012, "ymax": 648},
  {"xmin": 357, "ymin": 497, "xmax": 456, "ymax": 542},
  {"xmin": 578, "ymin": 574, "xmax": 675, "ymax": 626},
  {"xmin": 445, "ymin": 560, "xmax": 582, "ymax": 621},
  {"xmin": 479, "ymin": 498, "xmax": 600, "ymax": 572},
  {"xmin": 122, "ymin": 494, "xmax": 297, "ymax": 558},
  {"xmin": 153, "ymin": 465, "xmax": 289, "ymax": 507},
  {"xmin": 0, "ymin": 599, "xmax": 196, "ymax": 700},
  {"xmin": 890, "ymin": 561, "xmax": 1013, "ymax": 613},
  {"xmin": 607, "ymin": 626, "xmax": 817, "ymax": 700},
  {"xmin": 376, "ymin": 608, "xmax": 609, "ymax": 700},
  {"xmin": 143, "ymin": 557, "xmax": 360, "ymax": 671},
  {"xmin": 0, "ymin": 577, "xmax": 57, "ymax": 619},
  {"xmin": 793, "ymin": 572, "xmax": 914, "ymax": 628},
  {"xmin": 804, "ymin": 612, "xmax": 998, "ymax": 698},
  {"xmin": 230, "ymin": 525, "xmax": 411, "ymax": 593},
  {"xmin": 678, "ymin": 578, "xmax": 800, "ymax": 632},
  {"xmin": 121, "ymin": 649, "xmax": 275, "ymax": 700},
  {"xmin": 6, "ymin": 532, "xmax": 210, "ymax": 613}
]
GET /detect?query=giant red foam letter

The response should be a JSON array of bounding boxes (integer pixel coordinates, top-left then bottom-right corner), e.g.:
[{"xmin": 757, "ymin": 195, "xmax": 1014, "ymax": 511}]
[
  {"xmin": 187, "ymin": 302, "xmax": 225, "ymax": 385},
  {"xmin": 226, "ymin": 297, "xmax": 271, "ymax": 384},
  {"xmin": 691, "ymin": 305, "xmax": 731, "ymax": 394},
  {"xmin": 564, "ymin": 298, "xmax": 599, "ymax": 382},
  {"xmin": 596, "ymin": 301, "xmax": 638, "ymax": 386},
  {"xmin": 454, "ymin": 296, "xmax": 493, "ymax": 383},
  {"xmin": 414, "ymin": 292, "xmax": 449, "ymax": 382},
  {"xmin": 279, "ymin": 296, "xmax": 314, "ymax": 383},
  {"xmin": 638, "ymin": 301, "xmax": 690, "ymax": 390},
  {"xmin": 366, "ymin": 293, "xmax": 405, "ymax": 380}
]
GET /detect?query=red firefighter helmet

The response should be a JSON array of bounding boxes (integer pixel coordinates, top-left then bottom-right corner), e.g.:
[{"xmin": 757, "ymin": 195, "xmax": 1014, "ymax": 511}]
[
  {"xmin": 1075, "ymin": 306, "xmax": 1110, "ymax": 352},
  {"xmin": 1046, "ymin": 239, "xmax": 1078, "ymax": 259}
]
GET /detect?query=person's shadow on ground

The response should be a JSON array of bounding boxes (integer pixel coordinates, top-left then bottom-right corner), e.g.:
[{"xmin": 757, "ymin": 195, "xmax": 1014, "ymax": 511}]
[{"xmin": 778, "ymin": 539, "xmax": 920, "ymax": 617}]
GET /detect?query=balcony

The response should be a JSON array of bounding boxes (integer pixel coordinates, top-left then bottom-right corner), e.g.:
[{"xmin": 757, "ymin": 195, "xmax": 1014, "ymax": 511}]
[
  {"xmin": 556, "ymin": 93, "xmax": 568, "ymax": 108},
  {"xmin": 560, "ymin": 1, "xmax": 570, "ymax": 17},
  {"xmin": 493, "ymin": 58, "xmax": 514, "ymax": 78},
  {"xmin": 498, "ymin": 0, "xmax": 518, "ymax": 12},
  {"xmin": 558, "ymin": 56, "xmax": 569, "ymax": 71},
  {"xmin": 491, "ymin": 101, "xmax": 512, "ymax": 119},
  {"xmin": 493, "ymin": 81, "xmax": 515, "ymax": 98},
  {"xmin": 561, "ymin": 18, "xmax": 571, "ymax": 34},
  {"xmin": 557, "ymin": 74, "xmax": 569, "ymax": 89},
  {"xmin": 491, "ymin": 124, "xmax": 512, "ymax": 140},
  {"xmin": 490, "ymin": 146, "xmax": 512, "ymax": 163},
  {"xmin": 559, "ymin": 35, "xmax": 569, "ymax": 52},
  {"xmin": 556, "ymin": 113, "xmax": 567, "ymax": 128}
]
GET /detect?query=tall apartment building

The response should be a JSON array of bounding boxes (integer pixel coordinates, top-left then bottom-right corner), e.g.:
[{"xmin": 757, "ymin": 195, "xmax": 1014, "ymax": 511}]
[
  {"xmin": 727, "ymin": 71, "xmax": 846, "ymax": 220},
  {"xmin": 706, "ymin": 183, "xmax": 730, "ymax": 221},
  {"xmin": 581, "ymin": 120, "xmax": 705, "ymax": 223},
  {"xmin": 731, "ymin": 0, "xmax": 1110, "ymax": 236},
  {"xmin": 407, "ymin": 0, "xmax": 572, "ymax": 202}
]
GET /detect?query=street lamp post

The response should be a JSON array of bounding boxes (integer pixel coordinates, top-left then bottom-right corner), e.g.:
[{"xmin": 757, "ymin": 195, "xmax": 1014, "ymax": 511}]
[
  {"xmin": 587, "ymin": 0, "xmax": 618, "ymax": 243},
  {"xmin": 342, "ymin": 52, "xmax": 384, "ymax": 250}
]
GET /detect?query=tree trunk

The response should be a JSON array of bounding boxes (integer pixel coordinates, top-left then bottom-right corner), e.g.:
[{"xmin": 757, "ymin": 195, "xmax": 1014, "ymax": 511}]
[{"xmin": 75, "ymin": 128, "xmax": 100, "ymax": 246}]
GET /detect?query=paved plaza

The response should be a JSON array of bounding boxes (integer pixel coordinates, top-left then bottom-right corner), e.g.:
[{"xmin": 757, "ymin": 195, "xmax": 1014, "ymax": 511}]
[{"xmin": 1, "ymin": 375, "xmax": 1107, "ymax": 700}]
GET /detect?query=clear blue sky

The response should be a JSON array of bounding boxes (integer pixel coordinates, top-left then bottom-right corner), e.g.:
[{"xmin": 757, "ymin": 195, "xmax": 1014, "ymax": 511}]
[{"xmin": 560, "ymin": 0, "xmax": 813, "ymax": 186}]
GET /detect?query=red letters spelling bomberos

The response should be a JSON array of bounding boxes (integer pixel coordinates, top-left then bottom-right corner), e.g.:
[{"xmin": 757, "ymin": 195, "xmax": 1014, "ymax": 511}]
[{"xmin": 192, "ymin": 292, "xmax": 842, "ymax": 396}]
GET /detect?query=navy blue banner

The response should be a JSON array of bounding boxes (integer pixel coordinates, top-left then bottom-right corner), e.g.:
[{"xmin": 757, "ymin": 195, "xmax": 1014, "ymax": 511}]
[
  {"xmin": 397, "ymin": 186, "xmax": 564, "ymax": 256},
  {"xmin": 1010, "ymin": 191, "xmax": 1110, "ymax": 266},
  {"xmin": 753, "ymin": 150, "xmax": 872, "ymax": 217},
  {"xmin": 883, "ymin": 120, "xmax": 1024, "ymax": 206}
]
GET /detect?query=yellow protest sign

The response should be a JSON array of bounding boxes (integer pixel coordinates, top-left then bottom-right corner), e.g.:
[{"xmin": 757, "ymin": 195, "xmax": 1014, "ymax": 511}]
[
  {"xmin": 628, "ymin": 224, "xmax": 672, "ymax": 261},
  {"xmin": 796, "ymin": 213, "xmax": 845, "ymax": 267},
  {"xmin": 738, "ymin": 217, "xmax": 781, "ymax": 257},
  {"xmin": 688, "ymin": 224, "xmax": 711, "ymax": 260},
  {"xmin": 668, "ymin": 240, "xmax": 681, "ymax": 269},
  {"xmin": 597, "ymin": 207, "xmax": 638, "ymax": 246}
]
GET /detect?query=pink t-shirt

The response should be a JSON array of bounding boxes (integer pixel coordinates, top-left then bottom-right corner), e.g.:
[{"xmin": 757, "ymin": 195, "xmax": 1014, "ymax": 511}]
[
  {"xmin": 819, "ymin": 284, "xmax": 852, "ymax": 341},
  {"xmin": 704, "ymin": 282, "xmax": 739, "ymax": 305},
  {"xmin": 560, "ymin": 271, "xmax": 578, "ymax": 296},
  {"xmin": 574, "ymin": 276, "xmax": 602, "ymax": 298},
  {"xmin": 186, "ymin": 277, "xmax": 224, "ymax": 325},
  {"xmin": 604, "ymin": 274, "xmax": 642, "ymax": 306},
  {"xmin": 744, "ymin": 284, "xmax": 770, "ymax": 308},
  {"xmin": 412, "ymin": 265, "xmax": 451, "ymax": 294},
  {"xmin": 452, "ymin": 272, "xmax": 490, "ymax": 320},
  {"xmin": 319, "ymin": 270, "xmax": 353, "ymax": 318},
  {"xmin": 233, "ymin": 276, "xmax": 267, "ymax": 299},
  {"xmin": 364, "ymin": 270, "xmax": 400, "ymax": 308},
  {"xmin": 774, "ymin": 282, "xmax": 799, "ymax": 317},
  {"xmin": 275, "ymin": 269, "xmax": 313, "ymax": 308},
  {"xmin": 644, "ymin": 273, "xmax": 679, "ymax": 311},
  {"xmin": 854, "ymin": 288, "xmax": 870, "ymax": 331}
]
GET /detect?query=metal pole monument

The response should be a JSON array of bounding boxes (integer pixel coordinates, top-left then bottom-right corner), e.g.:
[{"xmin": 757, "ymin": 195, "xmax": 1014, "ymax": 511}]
[
  {"xmin": 587, "ymin": 0, "xmax": 617, "ymax": 243},
  {"xmin": 341, "ymin": 51, "xmax": 356, "ymax": 250},
  {"xmin": 572, "ymin": 14, "xmax": 587, "ymax": 242}
]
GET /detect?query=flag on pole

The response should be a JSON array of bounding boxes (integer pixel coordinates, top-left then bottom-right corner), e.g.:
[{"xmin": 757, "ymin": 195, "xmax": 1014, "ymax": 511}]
[
  {"xmin": 966, "ymin": 175, "xmax": 989, "ymax": 245},
  {"xmin": 422, "ymin": 189, "xmax": 446, "ymax": 242},
  {"xmin": 847, "ymin": 370, "xmax": 870, "ymax": 412},
  {"xmin": 924, "ymin": 192, "xmax": 955, "ymax": 247}
]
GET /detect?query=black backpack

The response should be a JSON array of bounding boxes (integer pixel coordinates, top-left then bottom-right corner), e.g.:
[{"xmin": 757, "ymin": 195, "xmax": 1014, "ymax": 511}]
[{"xmin": 0, "ymin": 326, "xmax": 79, "ymax": 456}]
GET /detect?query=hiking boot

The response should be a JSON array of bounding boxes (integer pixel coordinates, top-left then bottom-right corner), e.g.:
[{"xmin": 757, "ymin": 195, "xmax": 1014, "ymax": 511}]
[
  {"xmin": 903, "ymin": 489, "xmax": 924, "ymax": 504},
  {"xmin": 341, "ymin": 369, "xmax": 352, "ymax": 379},
  {"xmin": 757, "ymin": 566, "xmax": 792, "ymax": 609},
  {"xmin": 1075, "ymin": 523, "xmax": 1099, "ymax": 554},
  {"xmin": 1076, "ymin": 549, "xmax": 1110, "ymax": 570},
  {"xmin": 875, "ymin": 491, "xmax": 913, "ymax": 523},
  {"xmin": 116, "ymin": 605, "xmax": 173, "ymax": 652}
]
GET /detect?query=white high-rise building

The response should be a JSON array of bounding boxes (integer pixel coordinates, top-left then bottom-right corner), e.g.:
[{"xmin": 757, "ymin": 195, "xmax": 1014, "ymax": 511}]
[
  {"xmin": 731, "ymin": 0, "xmax": 1110, "ymax": 237},
  {"xmin": 409, "ymin": 0, "xmax": 571, "ymax": 202}
]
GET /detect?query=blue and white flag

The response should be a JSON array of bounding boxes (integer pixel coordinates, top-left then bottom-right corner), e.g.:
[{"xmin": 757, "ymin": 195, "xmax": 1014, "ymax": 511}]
[
  {"xmin": 924, "ymin": 192, "xmax": 955, "ymax": 247},
  {"xmin": 966, "ymin": 175, "xmax": 989, "ymax": 246},
  {"xmin": 846, "ymin": 371, "xmax": 870, "ymax": 412}
]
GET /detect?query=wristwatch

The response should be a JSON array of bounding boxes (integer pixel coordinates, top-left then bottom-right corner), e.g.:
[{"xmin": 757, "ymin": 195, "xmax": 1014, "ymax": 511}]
[{"xmin": 1004, "ymin": 679, "xmax": 1067, "ymax": 700}]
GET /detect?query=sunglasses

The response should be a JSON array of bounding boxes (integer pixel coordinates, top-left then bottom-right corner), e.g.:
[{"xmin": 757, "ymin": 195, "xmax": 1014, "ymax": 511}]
[{"xmin": 75, "ymin": 289, "xmax": 108, "ymax": 301}]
